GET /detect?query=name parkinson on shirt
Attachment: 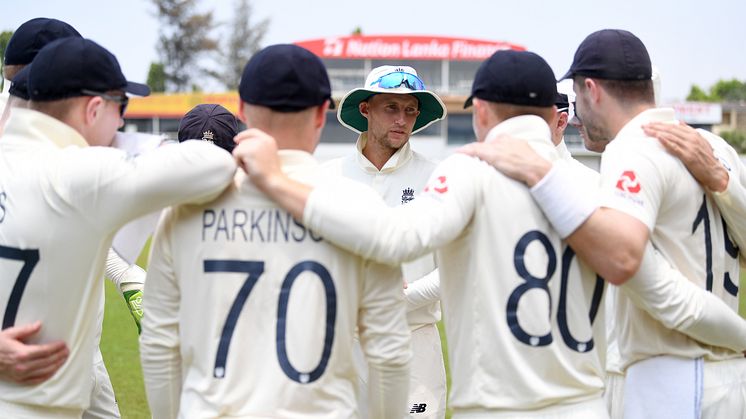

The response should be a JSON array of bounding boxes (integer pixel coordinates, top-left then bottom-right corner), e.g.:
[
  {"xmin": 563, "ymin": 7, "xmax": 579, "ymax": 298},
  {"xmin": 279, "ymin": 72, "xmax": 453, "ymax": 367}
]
[{"xmin": 202, "ymin": 208, "xmax": 323, "ymax": 243}]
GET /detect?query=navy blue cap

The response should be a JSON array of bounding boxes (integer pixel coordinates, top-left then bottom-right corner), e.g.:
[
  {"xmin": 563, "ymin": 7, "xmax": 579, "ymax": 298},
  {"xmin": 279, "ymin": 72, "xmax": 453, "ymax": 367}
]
[
  {"xmin": 9, "ymin": 65, "xmax": 31, "ymax": 100},
  {"xmin": 4, "ymin": 18, "xmax": 81, "ymax": 66},
  {"xmin": 239, "ymin": 44, "xmax": 334, "ymax": 112},
  {"xmin": 28, "ymin": 37, "xmax": 150, "ymax": 101},
  {"xmin": 555, "ymin": 93, "xmax": 569, "ymax": 110},
  {"xmin": 561, "ymin": 29, "xmax": 652, "ymax": 81},
  {"xmin": 178, "ymin": 104, "xmax": 239, "ymax": 152},
  {"xmin": 464, "ymin": 50, "xmax": 557, "ymax": 109}
]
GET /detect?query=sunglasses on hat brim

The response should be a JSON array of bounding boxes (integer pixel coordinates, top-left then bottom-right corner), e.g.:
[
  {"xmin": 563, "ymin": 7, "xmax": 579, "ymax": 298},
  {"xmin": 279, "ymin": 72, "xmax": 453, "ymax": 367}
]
[
  {"xmin": 369, "ymin": 71, "xmax": 426, "ymax": 91},
  {"xmin": 81, "ymin": 89, "xmax": 129, "ymax": 117}
]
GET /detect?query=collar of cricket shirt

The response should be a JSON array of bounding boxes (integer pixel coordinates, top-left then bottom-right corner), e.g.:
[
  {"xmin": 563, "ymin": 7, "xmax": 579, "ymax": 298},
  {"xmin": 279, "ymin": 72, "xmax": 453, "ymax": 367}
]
[
  {"xmin": 354, "ymin": 131, "xmax": 413, "ymax": 174},
  {"xmin": 4, "ymin": 107, "xmax": 88, "ymax": 149},
  {"xmin": 614, "ymin": 107, "xmax": 676, "ymax": 143},
  {"xmin": 485, "ymin": 114, "xmax": 560, "ymax": 163},
  {"xmin": 554, "ymin": 139, "xmax": 574, "ymax": 161}
]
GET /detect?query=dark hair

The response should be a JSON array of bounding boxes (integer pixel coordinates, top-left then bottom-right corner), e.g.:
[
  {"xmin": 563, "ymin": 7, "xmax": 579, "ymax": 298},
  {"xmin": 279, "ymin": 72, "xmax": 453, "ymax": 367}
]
[{"xmin": 575, "ymin": 76, "xmax": 654, "ymax": 105}]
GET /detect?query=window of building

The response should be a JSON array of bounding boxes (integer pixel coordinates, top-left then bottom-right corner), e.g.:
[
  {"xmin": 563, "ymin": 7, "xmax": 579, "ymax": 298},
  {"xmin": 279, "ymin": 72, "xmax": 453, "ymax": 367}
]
[
  {"xmin": 449, "ymin": 61, "xmax": 481, "ymax": 95},
  {"xmin": 324, "ymin": 59, "xmax": 367, "ymax": 95},
  {"xmin": 563, "ymin": 125, "xmax": 584, "ymax": 149},
  {"xmin": 320, "ymin": 113, "xmax": 357, "ymax": 143},
  {"xmin": 158, "ymin": 118, "xmax": 181, "ymax": 138},
  {"xmin": 413, "ymin": 119, "xmax": 443, "ymax": 137},
  {"xmin": 123, "ymin": 118, "xmax": 153, "ymax": 133},
  {"xmin": 446, "ymin": 114, "xmax": 475, "ymax": 145}
]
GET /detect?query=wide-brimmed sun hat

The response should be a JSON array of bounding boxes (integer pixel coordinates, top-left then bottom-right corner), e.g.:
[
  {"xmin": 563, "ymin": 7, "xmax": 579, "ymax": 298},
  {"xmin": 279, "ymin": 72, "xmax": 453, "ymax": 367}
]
[{"xmin": 337, "ymin": 65, "xmax": 446, "ymax": 135}]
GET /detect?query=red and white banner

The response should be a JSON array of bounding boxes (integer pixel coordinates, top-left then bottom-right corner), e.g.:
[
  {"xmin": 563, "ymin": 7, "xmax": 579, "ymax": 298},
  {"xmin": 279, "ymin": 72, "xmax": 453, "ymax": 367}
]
[
  {"xmin": 671, "ymin": 102, "xmax": 722, "ymax": 125},
  {"xmin": 295, "ymin": 35, "xmax": 525, "ymax": 61}
]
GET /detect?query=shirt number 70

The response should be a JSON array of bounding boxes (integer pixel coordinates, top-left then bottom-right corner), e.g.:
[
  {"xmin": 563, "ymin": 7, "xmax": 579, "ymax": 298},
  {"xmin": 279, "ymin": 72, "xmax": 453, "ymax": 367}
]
[{"xmin": 203, "ymin": 259, "xmax": 337, "ymax": 383}]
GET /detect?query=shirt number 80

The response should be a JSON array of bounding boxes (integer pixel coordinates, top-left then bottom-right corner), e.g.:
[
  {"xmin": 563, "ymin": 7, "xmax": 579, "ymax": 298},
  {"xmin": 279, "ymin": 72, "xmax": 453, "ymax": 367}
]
[{"xmin": 506, "ymin": 231, "xmax": 604, "ymax": 353}]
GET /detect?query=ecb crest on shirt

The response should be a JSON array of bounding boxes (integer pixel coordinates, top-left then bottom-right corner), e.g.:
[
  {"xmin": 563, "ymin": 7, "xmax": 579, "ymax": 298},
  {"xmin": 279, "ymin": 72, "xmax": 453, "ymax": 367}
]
[{"xmin": 401, "ymin": 187, "xmax": 415, "ymax": 204}]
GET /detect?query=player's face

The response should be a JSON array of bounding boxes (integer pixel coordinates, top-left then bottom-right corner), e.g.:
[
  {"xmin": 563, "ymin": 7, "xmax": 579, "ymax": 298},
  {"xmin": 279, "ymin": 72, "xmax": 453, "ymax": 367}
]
[
  {"xmin": 89, "ymin": 92, "xmax": 126, "ymax": 147},
  {"xmin": 361, "ymin": 94, "xmax": 420, "ymax": 151},
  {"xmin": 574, "ymin": 88, "xmax": 612, "ymax": 153}
]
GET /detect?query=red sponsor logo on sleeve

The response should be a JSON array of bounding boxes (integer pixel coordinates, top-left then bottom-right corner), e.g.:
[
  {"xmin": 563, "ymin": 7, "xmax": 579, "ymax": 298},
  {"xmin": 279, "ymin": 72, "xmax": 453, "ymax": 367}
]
[
  {"xmin": 615, "ymin": 170, "xmax": 641, "ymax": 194},
  {"xmin": 424, "ymin": 175, "xmax": 449, "ymax": 194}
]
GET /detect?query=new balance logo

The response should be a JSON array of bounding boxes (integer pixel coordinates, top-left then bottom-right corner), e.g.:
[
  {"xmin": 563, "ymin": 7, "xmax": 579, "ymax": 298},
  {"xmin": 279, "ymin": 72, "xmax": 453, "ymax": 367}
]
[{"xmin": 409, "ymin": 403, "xmax": 427, "ymax": 414}]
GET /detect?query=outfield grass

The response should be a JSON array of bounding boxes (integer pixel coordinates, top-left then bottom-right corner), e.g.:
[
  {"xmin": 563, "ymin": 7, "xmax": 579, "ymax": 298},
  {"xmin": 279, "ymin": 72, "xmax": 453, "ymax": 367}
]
[
  {"xmin": 101, "ymin": 259, "xmax": 746, "ymax": 418},
  {"xmin": 101, "ymin": 242, "xmax": 151, "ymax": 418},
  {"xmin": 101, "ymin": 280, "xmax": 150, "ymax": 418}
]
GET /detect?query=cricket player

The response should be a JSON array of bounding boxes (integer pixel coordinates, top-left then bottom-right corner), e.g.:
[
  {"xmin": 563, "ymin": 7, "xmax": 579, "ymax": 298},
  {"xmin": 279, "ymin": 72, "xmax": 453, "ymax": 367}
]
[
  {"xmin": 0, "ymin": 37, "xmax": 236, "ymax": 417},
  {"xmin": 177, "ymin": 103, "xmax": 239, "ymax": 152},
  {"xmin": 1, "ymin": 20, "xmax": 151, "ymax": 419},
  {"xmin": 1, "ymin": 18, "xmax": 81, "ymax": 135},
  {"xmin": 539, "ymin": 78, "xmax": 746, "ymax": 418},
  {"xmin": 140, "ymin": 44, "xmax": 411, "ymax": 419},
  {"xmin": 236, "ymin": 50, "xmax": 612, "ymax": 417},
  {"xmin": 327, "ymin": 64, "xmax": 446, "ymax": 418},
  {"xmin": 464, "ymin": 30, "xmax": 746, "ymax": 419}
]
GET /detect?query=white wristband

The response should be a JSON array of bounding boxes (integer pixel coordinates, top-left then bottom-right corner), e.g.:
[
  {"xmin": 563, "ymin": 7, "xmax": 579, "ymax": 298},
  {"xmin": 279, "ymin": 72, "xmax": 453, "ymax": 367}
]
[{"xmin": 530, "ymin": 162, "xmax": 598, "ymax": 238}]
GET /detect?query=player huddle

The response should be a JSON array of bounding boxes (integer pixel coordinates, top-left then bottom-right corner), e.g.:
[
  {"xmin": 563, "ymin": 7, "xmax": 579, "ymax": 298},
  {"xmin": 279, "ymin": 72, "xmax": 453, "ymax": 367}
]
[{"xmin": 1, "ymin": 16, "xmax": 745, "ymax": 419}]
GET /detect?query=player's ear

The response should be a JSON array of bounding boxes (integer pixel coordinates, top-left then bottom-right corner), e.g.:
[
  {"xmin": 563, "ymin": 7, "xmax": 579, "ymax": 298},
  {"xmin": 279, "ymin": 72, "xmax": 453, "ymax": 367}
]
[
  {"xmin": 84, "ymin": 96, "xmax": 105, "ymax": 125},
  {"xmin": 557, "ymin": 111, "xmax": 569, "ymax": 131},
  {"xmin": 585, "ymin": 78, "xmax": 602, "ymax": 104},
  {"xmin": 315, "ymin": 101, "xmax": 330, "ymax": 130},
  {"xmin": 473, "ymin": 98, "xmax": 489, "ymax": 126},
  {"xmin": 359, "ymin": 101, "xmax": 370, "ymax": 119},
  {"xmin": 237, "ymin": 100, "xmax": 247, "ymax": 124}
]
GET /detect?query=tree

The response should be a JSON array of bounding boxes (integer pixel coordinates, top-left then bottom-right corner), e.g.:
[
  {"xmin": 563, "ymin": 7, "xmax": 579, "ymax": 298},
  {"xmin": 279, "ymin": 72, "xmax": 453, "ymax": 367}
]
[
  {"xmin": 220, "ymin": 0, "xmax": 268, "ymax": 90},
  {"xmin": 0, "ymin": 30, "xmax": 13, "ymax": 65},
  {"xmin": 720, "ymin": 130, "xmax": 746, "ymax": 154},
  {"xmin": 686, "ymin": 79, "xmax": 746, "ymax": 102},
  {"xmin": 686, "ymin": 84, "xmax": 710, "ymax": 102},
  {"xmin": 151, "ymin": 0, "xmax": 219, "ymax": 92},
  {"xmin": 711, "ymin": 79, "xmax": 746, "ymax": 102},
  {"xmin": 147, "ymin": 62, "xmax": 167, "ymax": 93}
]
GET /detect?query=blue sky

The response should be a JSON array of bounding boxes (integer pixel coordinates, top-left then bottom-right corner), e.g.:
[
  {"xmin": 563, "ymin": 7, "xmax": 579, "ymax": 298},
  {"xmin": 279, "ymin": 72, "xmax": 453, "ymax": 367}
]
[{"xmin": 5, "ymin": 0, "xmax": 745, "ymax": 102}]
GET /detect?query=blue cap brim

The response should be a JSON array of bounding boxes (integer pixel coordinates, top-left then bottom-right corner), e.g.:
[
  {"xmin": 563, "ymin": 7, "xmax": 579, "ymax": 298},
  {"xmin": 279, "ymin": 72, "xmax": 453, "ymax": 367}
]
[
  {"xmin": 559, "ymin": 69, "xmax": 574, "ymax": 81},
  {"xmin": 126, "ymin": 81, "xmax": 150, "ymax": 97}
]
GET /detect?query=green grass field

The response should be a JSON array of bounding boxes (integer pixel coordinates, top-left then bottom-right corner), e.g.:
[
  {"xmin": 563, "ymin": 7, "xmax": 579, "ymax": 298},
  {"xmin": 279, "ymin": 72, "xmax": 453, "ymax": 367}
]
[{"xmin": 101, "ymin": 261, "xmax": 746, "ymax": 418}]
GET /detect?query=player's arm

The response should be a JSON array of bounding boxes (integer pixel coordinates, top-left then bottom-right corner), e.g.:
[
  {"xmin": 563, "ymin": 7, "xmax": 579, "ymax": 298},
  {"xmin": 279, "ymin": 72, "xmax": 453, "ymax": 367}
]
[
  {"xmin": 404, "ymin": 268, "xmax": 440, "ymax": 311},
  {"xmin": 463, "ymin": 137, "xmax": 746, "ymax": 350},
  {"xmin": 459, "ymin": 139, "xmax": 647, "ymax": 284},
  {"xmin": 622, "ymin": 242, "xmax": 746, "ymax": 352},
  {"xmin": 57, "ymin": 138, "xmax": 236, "ymax": 231},
  {"xmin": 106, "ymin": 248, "xmax": 145, "ymax": 333},
  {"xmin": 358, "ymin": 260, "xmax": 411, "ymax": 418},
  {"xmin": 235, "ymin": 129, "xmax": 479, "ymax": 264},
  {"xmin": 0, "ymin": 321, "xmax": 69, "ymax": 384},
  {"xmin": 645, "ymin": 122, "xmax": 746, "ymax": 251},
  {"xmin": 140, "ymin": 209, "xmax": 182, "ymax": 419}
]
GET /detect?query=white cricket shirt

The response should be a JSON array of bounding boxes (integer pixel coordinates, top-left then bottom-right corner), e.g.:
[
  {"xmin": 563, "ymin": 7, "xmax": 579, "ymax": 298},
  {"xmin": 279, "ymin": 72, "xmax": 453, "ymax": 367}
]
[
  {"xmin": 140, "ymin": 150, "xmax": 411, "ymax": 419},
  {"xmin": 599, "ymin": 108, "xmax": 744, "ymax": 369},
  {"xmin": 305, "ymin": 116, "xmax": 606, "ymax": 413},
  {"xmin": 0, "ymin": 108, "xmax": 235, "ymax": 413},
  {"xmin": 322, "ymin": 133, "xmax": 440, "ymax": 330}
]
